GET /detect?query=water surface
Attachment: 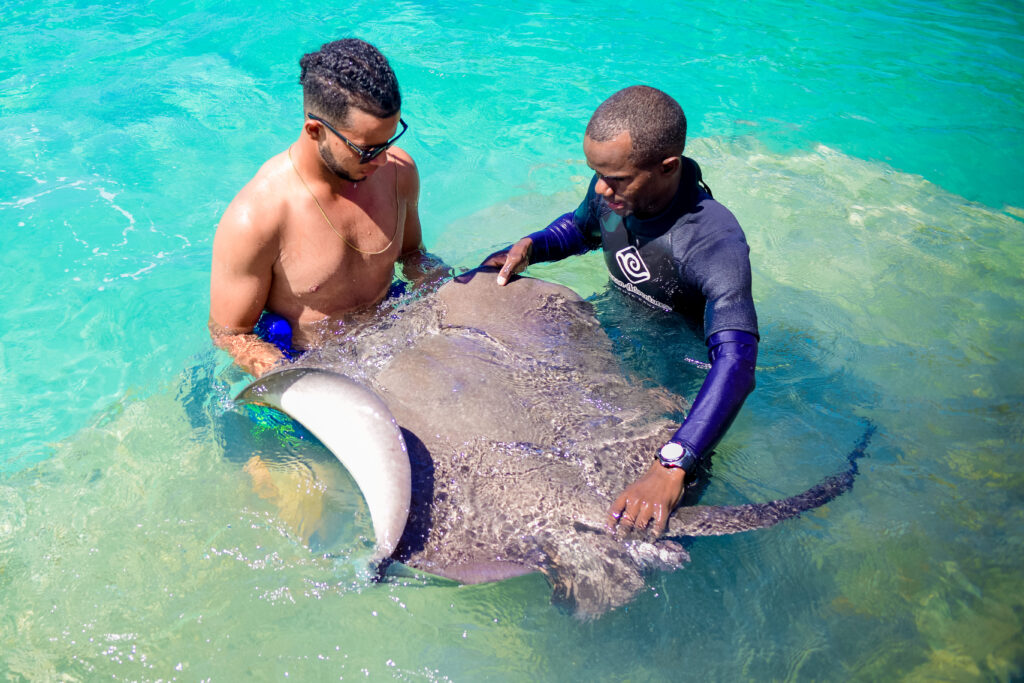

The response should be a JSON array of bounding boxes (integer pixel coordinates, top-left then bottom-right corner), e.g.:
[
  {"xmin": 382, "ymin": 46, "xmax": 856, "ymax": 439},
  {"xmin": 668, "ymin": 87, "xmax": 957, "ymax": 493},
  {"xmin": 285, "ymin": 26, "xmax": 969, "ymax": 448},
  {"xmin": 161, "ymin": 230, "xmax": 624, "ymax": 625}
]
[{"xmin": 1, "ymin": 1, "xmax": 1022, "ymax": 679}]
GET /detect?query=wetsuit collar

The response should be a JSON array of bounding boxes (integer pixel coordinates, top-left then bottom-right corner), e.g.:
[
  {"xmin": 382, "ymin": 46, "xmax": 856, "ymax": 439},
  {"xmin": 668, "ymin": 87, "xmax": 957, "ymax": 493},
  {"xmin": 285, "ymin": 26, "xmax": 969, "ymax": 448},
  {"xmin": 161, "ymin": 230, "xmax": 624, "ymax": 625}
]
[{"xmin": 624, "ymin": 157, "xmax": 703, "ymax": 238}]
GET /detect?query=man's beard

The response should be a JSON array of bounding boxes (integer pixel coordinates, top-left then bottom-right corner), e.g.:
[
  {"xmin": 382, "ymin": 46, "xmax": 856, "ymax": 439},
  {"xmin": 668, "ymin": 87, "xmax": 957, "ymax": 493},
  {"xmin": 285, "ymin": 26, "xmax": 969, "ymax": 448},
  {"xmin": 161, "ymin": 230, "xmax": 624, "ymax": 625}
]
[{"xmin": 318, "ymin": 141, "xmax": 365, "ymax": 183}]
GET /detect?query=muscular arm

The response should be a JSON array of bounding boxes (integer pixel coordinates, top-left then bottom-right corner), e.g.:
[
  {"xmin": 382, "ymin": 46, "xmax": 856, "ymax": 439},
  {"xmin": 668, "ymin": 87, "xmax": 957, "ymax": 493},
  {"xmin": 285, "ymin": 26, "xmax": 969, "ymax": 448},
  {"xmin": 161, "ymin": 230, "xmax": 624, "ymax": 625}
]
[
  {"xmin": 394, "ymin": 147, "xmax": 423, "ymax": 258},
  {"xmin": 208, "ymin": 192, "xmax": 286, "ymax": 377},
  {"xmin": 393, "ymin": 148, "xmax": 453, "ymax": 287}
]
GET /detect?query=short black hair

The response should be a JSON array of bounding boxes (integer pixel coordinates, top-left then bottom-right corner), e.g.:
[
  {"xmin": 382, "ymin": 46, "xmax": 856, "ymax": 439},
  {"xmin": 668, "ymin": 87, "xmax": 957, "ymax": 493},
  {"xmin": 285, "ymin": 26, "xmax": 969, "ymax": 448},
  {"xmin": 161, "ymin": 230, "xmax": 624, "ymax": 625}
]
[
  {"xmin": 585, "ymin": 86, "xmax": 687, "ymax": 167},
  {"xmin": 299, "ymin": 39, "xmax": 401, "ymax": 124}
]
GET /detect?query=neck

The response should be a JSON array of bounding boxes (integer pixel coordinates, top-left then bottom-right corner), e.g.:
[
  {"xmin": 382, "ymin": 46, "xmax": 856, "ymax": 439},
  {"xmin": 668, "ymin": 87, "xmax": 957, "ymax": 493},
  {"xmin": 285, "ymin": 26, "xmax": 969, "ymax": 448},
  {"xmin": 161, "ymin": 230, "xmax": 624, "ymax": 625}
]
[
  {"xmin": 634, "ymin": 169, "xmax": 683, "ymax": 220},
  {"xmin": 291, "ymin": 135, "xmax": 358, "ymax": 195}
]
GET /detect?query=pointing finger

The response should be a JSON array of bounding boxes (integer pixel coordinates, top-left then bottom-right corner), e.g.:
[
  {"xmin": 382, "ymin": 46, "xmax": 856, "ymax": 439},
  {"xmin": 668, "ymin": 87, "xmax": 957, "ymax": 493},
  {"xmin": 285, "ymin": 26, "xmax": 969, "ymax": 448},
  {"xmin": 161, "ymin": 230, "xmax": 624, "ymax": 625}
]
[
  {"xmin": 496, "ymin": 251, "xmax": 524, "ymax": 286},
  {"xmin": 496, "ymin": 260, "xmax": 513, "ymax": 286}
]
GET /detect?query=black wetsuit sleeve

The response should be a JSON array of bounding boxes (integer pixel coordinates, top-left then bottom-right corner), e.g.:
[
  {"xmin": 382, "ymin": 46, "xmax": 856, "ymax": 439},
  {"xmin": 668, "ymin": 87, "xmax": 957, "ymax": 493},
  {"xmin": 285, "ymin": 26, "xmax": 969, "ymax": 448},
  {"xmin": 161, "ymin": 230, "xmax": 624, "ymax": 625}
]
[
  {"xmin": 671, "ymin": 330, "xmax": 757, "ymax": 460},
  {"xmin": 526, "ymin": 176, "xmax": 602, "ymax": 263},
  {"xmin": 699, "ymin": 241, "xmax": 758, "ymax": 339}
]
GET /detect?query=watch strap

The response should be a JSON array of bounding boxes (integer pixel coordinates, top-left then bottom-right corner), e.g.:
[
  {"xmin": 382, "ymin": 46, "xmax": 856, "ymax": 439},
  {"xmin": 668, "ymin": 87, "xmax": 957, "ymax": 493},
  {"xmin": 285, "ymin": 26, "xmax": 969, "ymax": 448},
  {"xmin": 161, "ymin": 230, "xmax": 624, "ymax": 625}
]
[{"xmin": 678, "ymin": 446, "xmax": 701, "ymax": 473}]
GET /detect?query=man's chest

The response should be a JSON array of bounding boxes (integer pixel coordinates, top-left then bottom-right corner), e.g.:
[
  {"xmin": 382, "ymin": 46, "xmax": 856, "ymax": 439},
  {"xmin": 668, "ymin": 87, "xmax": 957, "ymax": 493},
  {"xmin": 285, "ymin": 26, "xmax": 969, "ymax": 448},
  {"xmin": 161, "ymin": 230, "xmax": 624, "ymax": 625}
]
[{"xmin": 272, "ymin": 209, "xmax": 402, "ymax": 315}]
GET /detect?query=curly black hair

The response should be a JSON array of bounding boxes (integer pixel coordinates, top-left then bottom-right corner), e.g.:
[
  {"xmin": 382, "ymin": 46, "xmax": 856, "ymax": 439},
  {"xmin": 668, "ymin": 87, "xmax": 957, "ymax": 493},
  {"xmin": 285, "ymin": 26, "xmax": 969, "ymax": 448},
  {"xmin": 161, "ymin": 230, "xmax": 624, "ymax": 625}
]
[
  {"xmin": 586, "ymin": 86, "xmax": 687, "ymax": 168},
  {"xmin": 299, "ymin": 39, "xmax": 401, "ymax": 124}
]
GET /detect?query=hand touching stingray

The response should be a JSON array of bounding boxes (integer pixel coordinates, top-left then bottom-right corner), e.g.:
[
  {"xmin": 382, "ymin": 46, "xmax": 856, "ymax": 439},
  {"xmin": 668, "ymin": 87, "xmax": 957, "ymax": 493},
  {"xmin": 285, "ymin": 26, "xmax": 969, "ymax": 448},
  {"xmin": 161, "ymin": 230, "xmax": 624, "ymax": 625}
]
[{"xmin": 607, "ymin": 461, "xmax": 686, "ymax": 535}]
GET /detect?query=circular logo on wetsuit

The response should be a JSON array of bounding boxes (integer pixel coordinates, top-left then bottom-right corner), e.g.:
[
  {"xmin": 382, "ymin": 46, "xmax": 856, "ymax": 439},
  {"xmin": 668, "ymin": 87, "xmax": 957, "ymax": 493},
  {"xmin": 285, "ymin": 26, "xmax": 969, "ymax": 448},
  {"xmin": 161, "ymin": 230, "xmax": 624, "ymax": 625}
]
[{"xmin": 614, "ymin": 246, "xmax": 651, "ymax": 284}]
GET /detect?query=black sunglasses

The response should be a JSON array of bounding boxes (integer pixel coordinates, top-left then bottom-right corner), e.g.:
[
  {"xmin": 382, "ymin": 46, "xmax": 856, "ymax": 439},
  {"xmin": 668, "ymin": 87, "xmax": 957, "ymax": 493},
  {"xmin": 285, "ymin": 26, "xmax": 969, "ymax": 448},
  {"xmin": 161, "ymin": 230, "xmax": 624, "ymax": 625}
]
[{"xmin": 307, "ymin": 113, "xmax": 408, "ymax": 164}]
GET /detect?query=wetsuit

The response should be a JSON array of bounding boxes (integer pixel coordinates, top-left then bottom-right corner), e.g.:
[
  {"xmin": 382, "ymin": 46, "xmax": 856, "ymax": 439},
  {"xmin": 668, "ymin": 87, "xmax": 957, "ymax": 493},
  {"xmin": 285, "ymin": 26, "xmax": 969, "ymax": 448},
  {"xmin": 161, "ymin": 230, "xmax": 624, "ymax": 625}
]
[{"xmin": 525, "ymin": 158, "xmax": 759, "ymax": 472}]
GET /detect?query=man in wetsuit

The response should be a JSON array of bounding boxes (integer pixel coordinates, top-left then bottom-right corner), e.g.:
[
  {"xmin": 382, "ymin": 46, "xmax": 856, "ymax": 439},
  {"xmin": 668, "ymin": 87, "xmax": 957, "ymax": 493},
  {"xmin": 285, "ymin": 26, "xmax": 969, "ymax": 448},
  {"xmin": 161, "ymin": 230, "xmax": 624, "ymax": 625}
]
[
  {"xmin": 484, "ymin": 85, "xmax": 759, "ymax": 536},
  {"xmin": 210, "ymin": 39, "xmax": 442, "ymax": 377}
]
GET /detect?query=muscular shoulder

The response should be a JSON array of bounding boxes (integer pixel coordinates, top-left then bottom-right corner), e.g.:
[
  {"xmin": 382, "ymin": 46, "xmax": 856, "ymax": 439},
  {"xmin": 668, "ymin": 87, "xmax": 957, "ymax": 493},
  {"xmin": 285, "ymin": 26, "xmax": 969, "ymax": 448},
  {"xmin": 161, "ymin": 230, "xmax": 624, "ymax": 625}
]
[
  {"xmin": 676, "ymin": 197, "xmax": 758, "ymax": 337},
  {"xmin": 691, "ymin": 197, "xmax": 744, "ymax": 236},
  {"xmin": 388, "ymin": 146, "xmax": 420, "ymax": 204},
  {"xmin": 216, "ymin": 153, "xmax": 292, "ymax": 246},
  {"xmin": 214, "ymin": 152, "xmax": 296, "ymax": 274}
]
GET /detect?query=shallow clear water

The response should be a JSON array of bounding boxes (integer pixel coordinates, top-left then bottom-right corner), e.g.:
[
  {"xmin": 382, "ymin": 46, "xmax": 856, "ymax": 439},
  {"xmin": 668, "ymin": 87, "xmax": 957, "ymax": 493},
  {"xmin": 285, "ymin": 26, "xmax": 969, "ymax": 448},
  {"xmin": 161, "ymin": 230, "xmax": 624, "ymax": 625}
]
[{"xmin": 2, "ymin": 0, "xmax": 1022, "ymax": 680}]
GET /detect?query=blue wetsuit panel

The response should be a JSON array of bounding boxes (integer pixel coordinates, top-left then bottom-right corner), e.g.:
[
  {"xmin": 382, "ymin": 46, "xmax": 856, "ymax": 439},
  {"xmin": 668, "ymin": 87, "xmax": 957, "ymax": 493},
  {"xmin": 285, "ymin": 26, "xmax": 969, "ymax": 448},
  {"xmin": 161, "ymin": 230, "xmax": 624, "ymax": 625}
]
[
  {"xmin": 670, "ymin": 329, "xmax": 758, "ymax": 459},
  {"xmin": 254, "ymin": 311, "xmax": 296, "ymax": 359}
]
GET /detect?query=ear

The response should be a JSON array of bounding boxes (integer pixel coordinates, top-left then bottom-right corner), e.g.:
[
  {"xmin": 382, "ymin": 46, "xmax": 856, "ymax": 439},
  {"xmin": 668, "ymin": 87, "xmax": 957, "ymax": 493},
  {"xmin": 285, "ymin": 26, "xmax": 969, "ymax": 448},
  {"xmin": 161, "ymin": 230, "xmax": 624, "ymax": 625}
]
[
  {"xmin": 304, "ymin": 119, "xmax": 323, "ymax": 141},
  {"xmin": 659, "ymin": 156, "xmax": 681, "ymax": 176}
]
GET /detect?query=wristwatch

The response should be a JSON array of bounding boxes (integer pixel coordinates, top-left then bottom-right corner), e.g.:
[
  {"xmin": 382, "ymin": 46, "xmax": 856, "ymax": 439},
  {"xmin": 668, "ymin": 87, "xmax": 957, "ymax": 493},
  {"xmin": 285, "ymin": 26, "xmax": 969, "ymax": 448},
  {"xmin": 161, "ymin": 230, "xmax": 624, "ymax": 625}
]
[{"xmin": 658, "ymin": 440, "xmax": 699, "ymax": 471}]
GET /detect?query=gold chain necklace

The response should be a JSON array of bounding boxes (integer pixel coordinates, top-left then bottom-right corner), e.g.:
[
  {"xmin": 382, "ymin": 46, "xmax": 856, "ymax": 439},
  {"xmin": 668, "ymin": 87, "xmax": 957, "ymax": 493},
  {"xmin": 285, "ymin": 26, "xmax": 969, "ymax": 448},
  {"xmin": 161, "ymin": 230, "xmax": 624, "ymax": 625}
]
[{"xmin": 287, "ymin": 146, "xmax": 397, "ymax": 256}]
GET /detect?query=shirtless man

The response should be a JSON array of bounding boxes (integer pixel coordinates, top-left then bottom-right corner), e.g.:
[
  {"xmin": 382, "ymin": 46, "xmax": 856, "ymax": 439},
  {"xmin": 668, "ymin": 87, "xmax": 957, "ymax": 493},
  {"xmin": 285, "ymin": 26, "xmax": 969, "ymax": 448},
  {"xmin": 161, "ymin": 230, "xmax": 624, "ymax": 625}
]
[{"xmin": 210, "ymin": 39, "xmax": 438, "ymax": 377}]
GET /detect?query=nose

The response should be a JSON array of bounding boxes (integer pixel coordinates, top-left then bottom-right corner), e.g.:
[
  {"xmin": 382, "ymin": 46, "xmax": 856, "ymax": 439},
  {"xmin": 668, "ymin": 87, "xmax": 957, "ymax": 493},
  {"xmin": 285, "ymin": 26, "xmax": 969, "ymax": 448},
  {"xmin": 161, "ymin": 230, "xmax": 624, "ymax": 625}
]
[
  {"xmin": 595, "ymin": 177, "xmax": 613, "ymax": 197},
  {"xmin": 359, "ymin": 154, "xmax": 388, "ymax": 176}
]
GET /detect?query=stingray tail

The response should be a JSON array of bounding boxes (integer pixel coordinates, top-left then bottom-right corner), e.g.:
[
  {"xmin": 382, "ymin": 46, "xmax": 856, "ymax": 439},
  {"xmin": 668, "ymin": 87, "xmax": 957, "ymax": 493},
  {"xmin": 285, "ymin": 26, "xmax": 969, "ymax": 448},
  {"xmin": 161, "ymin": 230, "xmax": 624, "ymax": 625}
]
[{"xmin": 667, "ymin": 422, "xmax": 876, "ymax": 538}]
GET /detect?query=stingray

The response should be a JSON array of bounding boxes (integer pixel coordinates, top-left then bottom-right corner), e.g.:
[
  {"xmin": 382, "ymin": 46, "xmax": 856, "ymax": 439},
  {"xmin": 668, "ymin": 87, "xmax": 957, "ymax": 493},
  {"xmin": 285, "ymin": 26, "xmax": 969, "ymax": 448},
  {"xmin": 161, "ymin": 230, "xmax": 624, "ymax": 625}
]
[{"xmin": 236, "ymin": 271, "xmax": 872, "ymax": 617}]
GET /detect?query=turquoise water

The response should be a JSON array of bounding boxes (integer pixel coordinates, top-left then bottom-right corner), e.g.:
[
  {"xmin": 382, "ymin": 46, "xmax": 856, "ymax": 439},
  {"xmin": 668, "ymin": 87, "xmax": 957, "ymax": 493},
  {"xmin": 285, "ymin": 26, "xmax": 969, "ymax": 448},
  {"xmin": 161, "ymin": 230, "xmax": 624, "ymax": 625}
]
[{"xmin": 2, "ymin": 0, "xmax": 1022, "ymax": 679}]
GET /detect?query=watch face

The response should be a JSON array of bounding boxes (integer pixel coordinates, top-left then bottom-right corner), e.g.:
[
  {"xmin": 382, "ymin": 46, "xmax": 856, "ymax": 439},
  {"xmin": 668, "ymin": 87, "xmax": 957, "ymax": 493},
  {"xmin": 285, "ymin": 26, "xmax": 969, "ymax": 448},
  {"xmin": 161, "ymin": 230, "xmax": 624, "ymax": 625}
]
[{"xmin": 660, "ymin": 442, "xmax": 684, "ymax": 463}]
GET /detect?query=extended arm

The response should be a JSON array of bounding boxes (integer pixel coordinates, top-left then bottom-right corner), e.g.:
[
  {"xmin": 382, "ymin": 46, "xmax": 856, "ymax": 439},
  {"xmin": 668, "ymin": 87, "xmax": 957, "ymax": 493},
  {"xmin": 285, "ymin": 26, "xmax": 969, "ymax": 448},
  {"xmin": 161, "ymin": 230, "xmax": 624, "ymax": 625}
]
[
  {"xmin": 669, "ymin": 329, "xmax": 758, "ymax": 463},
  {"xmin": 483, "ymin": 210, "xmax": 595, "ymax": 285},
  {"xmin": 607, "ymin": 330, "xmax": 758, "ymax": 534},
  {"xmin": 525, "ymin": 212, "xmax": 590, "ymax": 262}
]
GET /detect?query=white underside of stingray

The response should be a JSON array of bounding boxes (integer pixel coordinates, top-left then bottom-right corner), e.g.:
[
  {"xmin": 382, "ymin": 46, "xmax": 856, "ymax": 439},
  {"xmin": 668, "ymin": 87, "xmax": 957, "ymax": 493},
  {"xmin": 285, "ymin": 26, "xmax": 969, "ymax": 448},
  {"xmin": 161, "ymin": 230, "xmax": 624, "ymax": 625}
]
[{"xmin": 234, "ymin": 368, "xmax": 411, "ymax": 561}]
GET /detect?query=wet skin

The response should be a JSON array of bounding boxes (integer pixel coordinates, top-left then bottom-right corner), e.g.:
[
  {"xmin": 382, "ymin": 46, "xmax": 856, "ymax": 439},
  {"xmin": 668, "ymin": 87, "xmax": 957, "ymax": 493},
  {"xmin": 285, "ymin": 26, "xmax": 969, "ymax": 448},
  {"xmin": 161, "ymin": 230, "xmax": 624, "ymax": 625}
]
[{"xmin": 209, "ymin": 107, "xmax": 425, "ymax": 376}]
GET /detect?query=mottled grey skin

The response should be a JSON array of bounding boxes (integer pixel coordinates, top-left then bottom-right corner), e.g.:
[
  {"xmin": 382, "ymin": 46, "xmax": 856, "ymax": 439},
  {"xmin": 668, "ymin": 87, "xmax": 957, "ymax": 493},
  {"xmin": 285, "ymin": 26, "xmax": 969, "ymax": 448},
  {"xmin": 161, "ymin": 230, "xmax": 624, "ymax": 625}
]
[{"xmin": 296, "ymin": 270, "xmax": 871, "ymax": 617}]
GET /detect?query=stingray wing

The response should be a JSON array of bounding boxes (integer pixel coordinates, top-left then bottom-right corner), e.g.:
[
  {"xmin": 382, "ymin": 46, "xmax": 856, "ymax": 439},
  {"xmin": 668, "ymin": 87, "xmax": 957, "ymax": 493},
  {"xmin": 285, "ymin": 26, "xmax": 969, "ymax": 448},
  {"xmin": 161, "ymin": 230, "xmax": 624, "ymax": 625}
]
[{"xmin": 235, "ymin": 367, "xmax": 412, "ymax": 561}]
